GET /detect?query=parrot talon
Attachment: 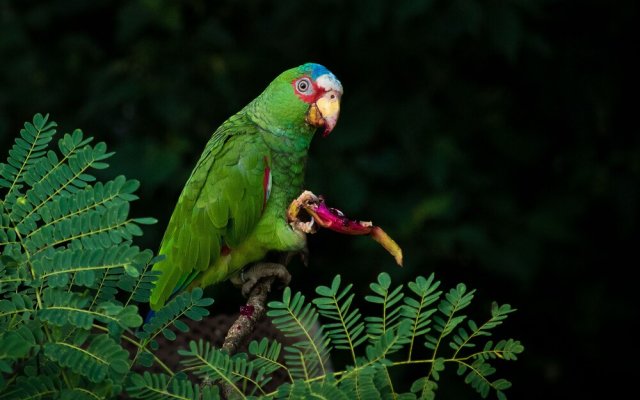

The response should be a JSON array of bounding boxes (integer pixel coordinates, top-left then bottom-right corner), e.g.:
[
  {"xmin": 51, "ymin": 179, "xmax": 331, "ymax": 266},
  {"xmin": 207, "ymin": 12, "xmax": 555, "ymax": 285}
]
[
  {"xmin": 288, "ymin": 190, "xmax": 320, "ymax": 234},
  {"xmin": 232, "ymin": 262, "xmax": 292, "ymax": 298}
]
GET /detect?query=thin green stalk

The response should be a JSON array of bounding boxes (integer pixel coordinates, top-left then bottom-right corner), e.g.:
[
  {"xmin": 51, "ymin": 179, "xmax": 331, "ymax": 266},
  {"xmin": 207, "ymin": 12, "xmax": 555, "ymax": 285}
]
[{"xmin": 92, "ymin": 324, "xmax": 175, "ymax": 377}]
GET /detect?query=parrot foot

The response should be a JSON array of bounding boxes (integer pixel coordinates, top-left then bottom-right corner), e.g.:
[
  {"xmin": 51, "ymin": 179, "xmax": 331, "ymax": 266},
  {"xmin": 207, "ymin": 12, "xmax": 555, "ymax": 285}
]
[
  {"xmin": 230, "ymin": 262, "xmax": 292, "ymax": 298},
  {"xmin": 287, "ymin": 190, "xmax": 320, "ymax": 234}
]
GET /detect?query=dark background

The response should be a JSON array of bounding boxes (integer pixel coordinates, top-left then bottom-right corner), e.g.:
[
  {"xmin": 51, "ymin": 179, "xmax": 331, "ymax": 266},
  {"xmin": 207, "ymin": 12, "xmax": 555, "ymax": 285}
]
[{"xmin": 0, "ymin": 0, "xmax": 636, "ymax": 398}]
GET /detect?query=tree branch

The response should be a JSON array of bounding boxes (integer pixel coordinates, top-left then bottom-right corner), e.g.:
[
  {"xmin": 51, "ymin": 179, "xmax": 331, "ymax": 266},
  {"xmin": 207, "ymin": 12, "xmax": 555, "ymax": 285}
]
[
  {"xmin": 219, "ymin": 264, "xmax": 287, "ymax": 398},
  {"xmin": 222, "ymin": 276, "xmax": 275, "ymax": 354}
]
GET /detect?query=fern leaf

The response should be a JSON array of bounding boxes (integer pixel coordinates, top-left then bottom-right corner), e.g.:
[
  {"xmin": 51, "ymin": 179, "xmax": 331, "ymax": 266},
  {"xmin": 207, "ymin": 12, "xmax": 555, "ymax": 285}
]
[
  {"xmin": 22, "ymin": 129, "xmax": 92, "ymax": 187},
  {"xmin": 127, "ymin": 371, "xmax": 218, "ymax": 400},
  {"xmin": 0, "ymin": 292, "xmax": 34, "ymax": 327},
  {"xmin": 307, "ymin": 380, "xmax": 351, "ymax": 400},
  {"xmin": 1, "ymin": 375, "xmax": 61, "ymax": 400},
  {"xmin": 39, "ymin": 288, "xmax": 142, "ymax": 331},
  {"xmin": 401, "ymin": 274, "xmax": 441, "ymax": 361},
  {"xmin": 29, "ymin": 201, "xmax": 144, "ymax": 255},
  {"xmin": 410, "ymin": 358, "xmax": 444, "ymax": 400},
  {"xmin": 12, "ymin": 129, "xmax": 95, "ymax": 234},
  {"xmin": 62, "ymin": 390, "xmax": 99, "ymax": 400},
  {"xmin": 0, "ymin": 212, "xmax": 17, "ymax": 248},
  {"xmin": 48, "ymin": 366, "xmax": 123, "ymax": 399},
  {"xmin": 179, "ymin": 339, "xmax": 271, "ymax": 398},
  {"xmin": 313, "ymin": 274, "xmax": 366, "ymax": 365},
  {"xmin": 410, "ymin": 377, "xmax": 437, "ymax": 400},
  {"xmin": 31, "ymin": 243, "xmax": 144, "ymax": 288},
  {"xmin": 364, "ymin": 320, "xmax": 411, "ymax": 364},
  {"xmin": 275, "ymin": 379, "xmax": 351, "ymax": 400},
  {"xmin": 43, "ymin": 334, "xmax": 129, "ymax": 383},
  {"xmin": 0, "ymin": 323, "xmax": 39, "ymax": 378},
  {"xmin": 23, "ymin": 175, "xmax": 142, "ymax": 254},
  {"xmin": 365, "ymin": 272, "xmax": 406, "ymax": 349},
  {"xmin": 365, "ymin": 272, "xmax": 410, "ymax": 362},
  {"xmin": 267, "ymin": 287, "xmax": 330, "ymax": 380},
  {"xmin": 339, "ymin": 364, "xmax": 381, "ymax": 400},
  {"xmin": 248, "ymin": 337, "xmax": 286, "ymax": 377},
  {"xmin": 120, "ymin": 253, "xmax": 161, "ymax": 306},
  {"xmin": 274, "ymin": 381, "xmax": 309, "ymax": 400},
  {"xmin": 373, "ymin": 363, "xmax": 418, "ymax": 400},
  {"xmin": 38, "ymin": 289, "xmax": 91, "ymax": 328},
  {"xmin": 1, "ymin": 115, "xmax": 169, "ymax": 399},
  {"xmin": 0, "ymin": 113, "xmax": 57, "ymax": 205},
  {"xmin": 425, "ymin": 283, "xmax": 475, "ymax": 351},
  {"xmin": 0, "ymin": 256, "xmax": 24, "ymax": 296},
  {"xmin": 454, "ymin": 358, "xmax": 503, "ymax": 398},
  {"xmin": 450, "ymin": 302, "xmax": 516, "ymax": 356},
  {"xmin": 10, "ymin": 136, "xmax": 115, "ymax": 236},
  {"xmin": 89, "ymin": 264, "xmax": 124, "ymax": 306},
  {"xmin": 420, "ymin": 284, "xmax": 475, "ymax": 396},
  {"xmin": 137, "ymin": 288, "xmax": 212, "ymax": 349},
  {"xmin": 471, "ymin": 339, "xmax": 524, "ymax": 362}
]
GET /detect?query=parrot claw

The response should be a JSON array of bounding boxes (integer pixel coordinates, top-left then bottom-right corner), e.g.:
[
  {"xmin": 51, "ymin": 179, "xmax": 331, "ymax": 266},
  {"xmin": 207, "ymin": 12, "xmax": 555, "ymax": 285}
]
[
  {"xmin": 231, "ymin": 262, "xmax": 292, "ymax": 298},
  {"xmin": 287, "ymin": 190, "xmax": 320, "ymax": 234}
]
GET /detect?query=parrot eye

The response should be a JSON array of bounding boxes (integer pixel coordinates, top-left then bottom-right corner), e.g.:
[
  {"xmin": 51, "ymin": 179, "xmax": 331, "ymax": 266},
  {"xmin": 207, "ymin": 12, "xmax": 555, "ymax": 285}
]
[{"xmin": 296, "ymin": 78, "xmax": 312, "ymax": 94}]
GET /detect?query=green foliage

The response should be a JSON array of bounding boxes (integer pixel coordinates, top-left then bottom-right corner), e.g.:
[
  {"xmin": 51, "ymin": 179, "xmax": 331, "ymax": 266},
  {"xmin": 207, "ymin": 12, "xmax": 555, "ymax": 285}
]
[
  {"xmin": 1, "ymin": 115, "xmax": 523, "ymax": 399},
  {"xmin": 267, "ymin": 287, "xmax": 331, "ymax": 380},
  {"xmin": 161, "ymin": 272, "xmax": 523, "ymax": 399},
  {"xmin": 365, "ymin": 272, "xmax": 406, "ymax": 345},
  {"xmin": 43, "ymin": 334, "xmax": 130, "ymax": 383},
  {"xmin": 127, "ymin": 371, "xmax": 218, "ymax": 400},
  {"xmin": 313, "ymin": 275, "xmax": 366, "ymax": 364},
  {"xmin": 136, "ymin": 288, "xmax": 213, "ymax": 343},
  {"xmin": 179, "ymin": 339, "xmax": 274, "ymax": 398},
  {"xmin": 0, "ymin": 114, "xmax": 215, "ymax": 398}
]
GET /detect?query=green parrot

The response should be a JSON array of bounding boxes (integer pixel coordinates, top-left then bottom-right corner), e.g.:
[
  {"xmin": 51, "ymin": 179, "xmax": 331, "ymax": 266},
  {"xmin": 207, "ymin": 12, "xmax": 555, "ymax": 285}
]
[{"xmin": 149, "ymin": 63, "xmax": 343, "ymax": 310}]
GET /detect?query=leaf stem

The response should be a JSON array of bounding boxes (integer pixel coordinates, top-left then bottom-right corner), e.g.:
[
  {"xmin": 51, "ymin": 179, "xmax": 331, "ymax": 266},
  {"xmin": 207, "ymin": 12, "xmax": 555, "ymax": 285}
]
[{"xmin": 92, "ymin": 324, "xmax": 175, "ymax": 376}]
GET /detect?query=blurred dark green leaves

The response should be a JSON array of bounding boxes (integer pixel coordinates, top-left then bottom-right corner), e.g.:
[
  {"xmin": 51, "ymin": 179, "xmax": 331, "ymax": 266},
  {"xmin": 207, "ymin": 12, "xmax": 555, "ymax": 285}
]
[{"xmin": 0, "ymin": 0, "xmax": 636, "ymax": 398}]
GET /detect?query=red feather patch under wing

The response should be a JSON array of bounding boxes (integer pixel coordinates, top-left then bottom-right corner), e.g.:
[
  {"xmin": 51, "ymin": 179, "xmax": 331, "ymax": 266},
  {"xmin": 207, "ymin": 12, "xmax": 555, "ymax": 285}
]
[{"xmin": 262, "ymin": 156, "xmax": 272, "ymax": 212}]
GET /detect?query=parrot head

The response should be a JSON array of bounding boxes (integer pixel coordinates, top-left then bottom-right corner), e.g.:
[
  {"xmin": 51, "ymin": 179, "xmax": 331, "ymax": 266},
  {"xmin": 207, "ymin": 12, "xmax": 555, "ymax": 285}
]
[{"xmin": 257, "ymin": 63, "xmax": 343, "ymax": 138}]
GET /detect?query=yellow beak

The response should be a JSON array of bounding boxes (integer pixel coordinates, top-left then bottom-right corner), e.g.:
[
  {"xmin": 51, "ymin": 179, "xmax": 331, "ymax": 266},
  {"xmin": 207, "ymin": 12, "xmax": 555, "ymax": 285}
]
[{"xmin": 306, "ymin": 90, "xmax": 341, "ymax": 136}]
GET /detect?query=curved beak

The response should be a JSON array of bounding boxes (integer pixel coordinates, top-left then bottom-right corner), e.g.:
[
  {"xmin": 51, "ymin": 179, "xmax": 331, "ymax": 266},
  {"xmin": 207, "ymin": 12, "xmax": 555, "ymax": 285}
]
[
  {"xmin": 306, "ymin": 90, "xmax": 341, "ymax": 136},
  {"xmin": 306, "ymin": 74, "xmax": 343, "ymax": 136}
]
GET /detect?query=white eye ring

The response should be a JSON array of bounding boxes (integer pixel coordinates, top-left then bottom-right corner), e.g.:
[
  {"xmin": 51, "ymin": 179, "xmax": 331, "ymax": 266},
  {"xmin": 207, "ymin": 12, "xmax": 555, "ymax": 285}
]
[{"xmin": 296, "ymin": 78, "xmax": 312, "ymax": 93}]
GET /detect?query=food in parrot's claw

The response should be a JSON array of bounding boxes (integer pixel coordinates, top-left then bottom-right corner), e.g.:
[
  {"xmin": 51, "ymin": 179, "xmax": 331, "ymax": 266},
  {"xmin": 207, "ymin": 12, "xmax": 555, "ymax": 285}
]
[{"xmin": 288, "ymin": 190, "xmax": 404, "ymax": 266}]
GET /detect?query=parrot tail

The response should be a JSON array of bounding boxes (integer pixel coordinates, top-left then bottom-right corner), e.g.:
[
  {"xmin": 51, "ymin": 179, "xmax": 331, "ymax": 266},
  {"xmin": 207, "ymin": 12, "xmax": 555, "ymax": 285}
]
[
  {"xmin": 144, "ymin": 309, "xmax": 156, "ymax": 325},
  {"xmin": 144, "ymin": 271, "xmax": 200, "ymax": 325}
]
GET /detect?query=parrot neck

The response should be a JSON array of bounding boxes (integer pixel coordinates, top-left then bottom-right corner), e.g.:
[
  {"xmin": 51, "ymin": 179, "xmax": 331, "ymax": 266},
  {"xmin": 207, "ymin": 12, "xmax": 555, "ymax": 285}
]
[
  {"xmin": 245, "ymin": 98, "xmax": 316, "ymax": 153},
  {"xmin": 244, "ymin": 95, "xmax": 316, "ymax": 204},
  {"xmin": 269, "ymin": 148, "xmax": 308, "ymax": 206}
]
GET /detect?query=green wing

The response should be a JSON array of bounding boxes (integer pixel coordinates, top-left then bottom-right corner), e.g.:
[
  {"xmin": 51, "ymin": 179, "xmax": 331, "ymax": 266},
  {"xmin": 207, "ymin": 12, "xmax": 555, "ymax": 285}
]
[{"xmin": 149, "ymin": 113, "xmax": 269, "ymax": 309}]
